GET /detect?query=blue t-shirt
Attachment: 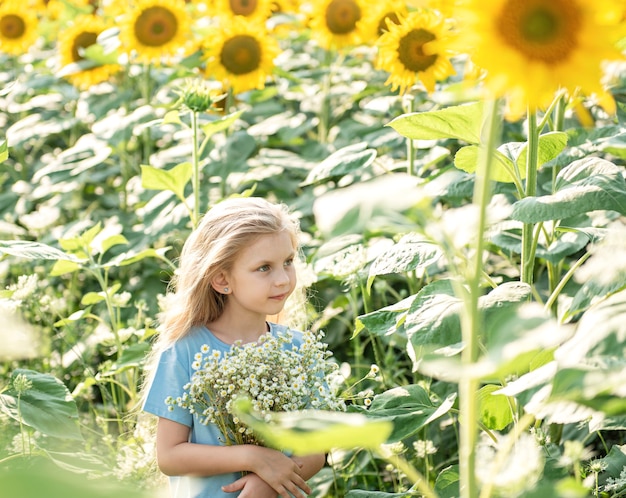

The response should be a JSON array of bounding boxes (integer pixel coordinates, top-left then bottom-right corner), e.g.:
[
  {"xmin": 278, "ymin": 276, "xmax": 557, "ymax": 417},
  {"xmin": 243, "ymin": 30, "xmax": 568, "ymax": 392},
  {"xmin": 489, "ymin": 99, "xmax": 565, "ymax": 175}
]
[{"xmin": 142, "ymin": 322, "xmax": 303, "ymax": 498}]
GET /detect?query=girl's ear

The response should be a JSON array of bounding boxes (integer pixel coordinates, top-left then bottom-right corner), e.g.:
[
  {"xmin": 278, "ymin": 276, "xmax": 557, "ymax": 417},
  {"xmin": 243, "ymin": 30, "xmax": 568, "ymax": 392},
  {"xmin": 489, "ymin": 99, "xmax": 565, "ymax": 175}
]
[{"xmin": 210, "ymin": 272, "xmax": 230, "ymax": 293}]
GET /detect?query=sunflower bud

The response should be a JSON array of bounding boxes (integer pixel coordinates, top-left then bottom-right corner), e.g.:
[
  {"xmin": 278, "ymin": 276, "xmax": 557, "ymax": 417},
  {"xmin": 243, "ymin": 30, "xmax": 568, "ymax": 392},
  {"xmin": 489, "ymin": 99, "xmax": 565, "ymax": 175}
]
[
  {"xmin": 176, "ymin": 78, "xmax": 224, "ymax": 113},
  {"xmin": 12, "ymin": 373, "xmax": 32, "ymax": 394}
]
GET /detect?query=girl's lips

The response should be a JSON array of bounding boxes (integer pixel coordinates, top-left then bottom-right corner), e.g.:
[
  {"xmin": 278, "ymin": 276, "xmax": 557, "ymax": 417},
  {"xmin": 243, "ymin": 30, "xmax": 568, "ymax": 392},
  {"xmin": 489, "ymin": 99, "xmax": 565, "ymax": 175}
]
[{"xmin": 270, "ymin": 293, "xmax": 288, "ymax": 300}]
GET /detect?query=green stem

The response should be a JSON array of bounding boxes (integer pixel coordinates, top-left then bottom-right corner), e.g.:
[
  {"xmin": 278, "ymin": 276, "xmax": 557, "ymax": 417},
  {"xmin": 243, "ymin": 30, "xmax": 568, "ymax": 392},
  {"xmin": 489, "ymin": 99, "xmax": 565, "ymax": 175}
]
[
  {"xmin": 459, "ymin": 98, "xmax": 501, "ymax": 498},
  {"xmin": 544, "ymin": 251, "xmax": 591, "ymax": 315},
  {"xmin": 381, "ymin": 452, "xmax": 438, "ymax": 498},
  {"xmin": 521, "ymin": 109, "xmax": 540, "ymax": 285},
  {"xmin": 403, "ymin": 94, "xmax": 416, "ymax": 176},
  {"xmin": 191, "ymin": 110, "xmax": 201, "ymax": 228}
]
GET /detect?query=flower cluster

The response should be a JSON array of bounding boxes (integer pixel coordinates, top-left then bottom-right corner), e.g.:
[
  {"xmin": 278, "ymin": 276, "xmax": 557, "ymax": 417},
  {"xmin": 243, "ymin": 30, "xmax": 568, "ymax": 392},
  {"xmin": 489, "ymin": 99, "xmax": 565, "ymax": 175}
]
[{"xmin": 166, "ymin": 329, "xmax": 345, "ymax": 446}]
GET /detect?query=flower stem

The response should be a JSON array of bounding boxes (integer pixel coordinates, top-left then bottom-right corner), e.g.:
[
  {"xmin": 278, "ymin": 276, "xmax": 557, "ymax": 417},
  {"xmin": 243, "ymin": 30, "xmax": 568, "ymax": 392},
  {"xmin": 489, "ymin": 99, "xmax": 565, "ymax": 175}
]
[
  {"xmin": 459, "ymin": 97, "xmax": 501, "ymax": 498},
  {"xmin": 191, "ymin": 110, "xmax": 201, "ymax": 228},
  {"xmin": 403, "ymin": 94, "xmax": 416, "ymax": 175},
  {"xmin": 521, "ymin": 108, "xmax": 539, "ymax": 285}
]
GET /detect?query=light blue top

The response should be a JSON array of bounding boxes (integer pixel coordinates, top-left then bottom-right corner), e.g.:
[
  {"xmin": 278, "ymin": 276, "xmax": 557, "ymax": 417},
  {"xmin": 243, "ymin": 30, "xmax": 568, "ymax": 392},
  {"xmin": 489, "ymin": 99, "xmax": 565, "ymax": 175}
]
[{"xmin": 142, "ymin": 322, "xmax": 303, "ymax": 498}]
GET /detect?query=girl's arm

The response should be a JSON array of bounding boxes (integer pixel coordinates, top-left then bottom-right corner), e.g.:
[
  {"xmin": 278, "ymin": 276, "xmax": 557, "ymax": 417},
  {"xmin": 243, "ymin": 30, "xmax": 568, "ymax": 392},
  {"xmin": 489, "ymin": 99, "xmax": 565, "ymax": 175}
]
[
  {"xmin": 221, "ymin": 453, "xmax": 325, "ymax": 496},
  {"xmin": 156, "ymin": 417, "xmax": 311, "ymax": 498}
]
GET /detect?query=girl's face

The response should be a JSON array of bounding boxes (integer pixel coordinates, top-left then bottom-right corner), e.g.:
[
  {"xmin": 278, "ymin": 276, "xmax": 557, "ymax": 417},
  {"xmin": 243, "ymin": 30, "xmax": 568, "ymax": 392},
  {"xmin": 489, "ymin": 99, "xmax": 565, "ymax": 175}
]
[{"xmin": 223, "ymin": 231, "xmax": 297, "ymax": 320}]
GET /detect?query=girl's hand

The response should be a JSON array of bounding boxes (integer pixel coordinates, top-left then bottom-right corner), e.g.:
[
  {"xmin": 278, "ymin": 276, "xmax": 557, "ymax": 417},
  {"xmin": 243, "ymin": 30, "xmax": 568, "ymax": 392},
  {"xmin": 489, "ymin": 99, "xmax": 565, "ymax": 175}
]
[
  {"xmin": 222, "ymin": 473, "xmax": 277, "ymax": 497},
  {"xmin": 245, "ymin": 446, "xmax": 311, "ymax": 498}
]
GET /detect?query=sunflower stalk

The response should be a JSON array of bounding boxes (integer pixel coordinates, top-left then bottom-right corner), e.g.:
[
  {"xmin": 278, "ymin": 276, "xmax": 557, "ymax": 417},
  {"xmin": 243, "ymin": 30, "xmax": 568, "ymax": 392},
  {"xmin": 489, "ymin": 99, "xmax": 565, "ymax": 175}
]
[
  {"xmin": 520, "ymin": 108, "xmax": 539, "ymax": 285},
  {"xmin": 190, "ymin": 109, "xmax": 201, "ymax": 229},
  {"xmin": 403, "ymin": 93, "xmax": 416, "ymax": 176},
  {"xmin": 459, "ymin": 97, "xmax": 501, "ymax": 498}
]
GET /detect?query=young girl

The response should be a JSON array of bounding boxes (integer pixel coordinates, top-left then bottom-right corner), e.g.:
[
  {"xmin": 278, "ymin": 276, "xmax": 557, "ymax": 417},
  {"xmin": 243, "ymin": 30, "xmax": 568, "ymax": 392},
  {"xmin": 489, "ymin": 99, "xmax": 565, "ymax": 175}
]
[{"xmin": 142, "ymin": 197, "xmax": 325, "ymax": 498}]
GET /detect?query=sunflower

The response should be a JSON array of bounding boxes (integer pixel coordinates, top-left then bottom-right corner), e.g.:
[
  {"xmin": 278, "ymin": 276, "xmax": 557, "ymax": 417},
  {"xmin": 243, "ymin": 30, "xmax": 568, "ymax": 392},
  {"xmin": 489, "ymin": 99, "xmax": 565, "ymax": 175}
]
[
  {"xmin": 375, "ymin": 8, "xmax": 456, "ymax": 94},
  {"xmin": 202, "ymin": 16, "xmax": 280, "ymax": 94},
  {"xmin": 58, "ymin": 14, "xmax": 120, "ymax": 89},
  {"xmin": 455, "ymin": 0, "xmax": 625, "ymax": 119},
  {"xmin": 308, "ymin": 0, "xmax": 366, "ymax": 50},
  {"xmin": 211, "ymin": 0, "xmax": 274, "ymax": 23},
  {"xmin": 118, "ymin": 0, "xmax": 193, "ymax": 64},
  {"xmin": 0, "ymin": 2, "xmax": 38, "ymax": 55},
  {"xmin": 358, "ymin": 0, "xmax": 407, "ymax": 42}
]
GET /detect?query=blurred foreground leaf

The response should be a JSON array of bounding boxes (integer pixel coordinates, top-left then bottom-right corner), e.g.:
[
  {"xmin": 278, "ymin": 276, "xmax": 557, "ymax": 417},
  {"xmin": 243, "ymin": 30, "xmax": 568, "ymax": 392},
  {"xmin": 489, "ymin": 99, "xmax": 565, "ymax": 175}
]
[{"xmin": 232, "ymin": 398, "xmax": 392, "ymax": 456}]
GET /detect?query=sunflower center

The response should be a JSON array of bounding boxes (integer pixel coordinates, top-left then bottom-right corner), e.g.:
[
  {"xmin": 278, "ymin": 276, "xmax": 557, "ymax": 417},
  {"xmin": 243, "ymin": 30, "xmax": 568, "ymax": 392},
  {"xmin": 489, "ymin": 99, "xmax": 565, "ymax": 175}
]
[
  {"xmin": 497, "ymin": 0, "xmax": 581, "ymax": 63},
  {"xmin": 134, "ymin": 6, "xmax": 178, "ymax": 47},
  {"xmin": 229, "ymin": 0, "xmax": 257, "ymax": 16},
  {"xmin": 220, "ymin": 34, "xmax": 261, "ymax": 75},
  {"xmin": 71, "ymin": 31, "xmax": 98, "ymax": 62},
  {"xmin": 325, "ymin": 0, "xmax": 361, "ymax": 35},
  {"xmin": 398, "ymin": 28, "xmax": 437, "ymax": 72},
  {"xmin": 0, "ymin": 14, "xmax": 26, "ymax": 39}
]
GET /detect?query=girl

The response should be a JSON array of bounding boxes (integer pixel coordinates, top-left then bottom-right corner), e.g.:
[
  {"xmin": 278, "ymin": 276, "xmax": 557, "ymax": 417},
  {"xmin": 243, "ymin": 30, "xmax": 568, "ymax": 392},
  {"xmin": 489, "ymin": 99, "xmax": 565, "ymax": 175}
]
[{"xmin": 142, "ymin": 197, "xmax": 325, "ymax": 498}]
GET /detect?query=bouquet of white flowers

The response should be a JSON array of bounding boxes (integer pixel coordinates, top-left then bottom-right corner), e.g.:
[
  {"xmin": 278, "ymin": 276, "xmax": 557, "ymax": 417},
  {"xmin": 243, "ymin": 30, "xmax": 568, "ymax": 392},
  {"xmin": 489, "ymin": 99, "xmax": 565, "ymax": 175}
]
[{"xmin": 166, "ymin": 329, "xmax": 345, "ymax": 446}]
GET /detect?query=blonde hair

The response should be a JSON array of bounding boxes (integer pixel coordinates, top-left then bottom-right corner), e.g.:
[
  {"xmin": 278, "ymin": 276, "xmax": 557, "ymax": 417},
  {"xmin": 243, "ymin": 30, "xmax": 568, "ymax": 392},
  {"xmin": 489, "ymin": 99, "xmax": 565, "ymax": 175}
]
[{"xmin": 159, "ymin": 196, "xmax": 301, "ymax": 347}]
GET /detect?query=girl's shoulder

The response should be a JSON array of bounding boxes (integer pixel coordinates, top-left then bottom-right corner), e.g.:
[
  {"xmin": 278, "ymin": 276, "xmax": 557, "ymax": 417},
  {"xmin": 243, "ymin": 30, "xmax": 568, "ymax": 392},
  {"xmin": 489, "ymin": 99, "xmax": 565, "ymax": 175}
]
[
  {"xmin": 269, "ymin": 322, "xmax": 305, "ymax": 345},
  {"xmin": 165, "ymin": 325, "xmax": 231, "ymax": 356}
]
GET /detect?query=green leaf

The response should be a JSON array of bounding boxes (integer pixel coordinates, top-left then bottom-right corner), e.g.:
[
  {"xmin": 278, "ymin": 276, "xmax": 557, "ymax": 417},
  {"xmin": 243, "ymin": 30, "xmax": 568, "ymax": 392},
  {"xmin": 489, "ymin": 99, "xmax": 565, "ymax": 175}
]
[
  {"xmin": 82, "ymin": 42, "xmax": 119, "ymax": 65},
  {"xmin": 387, "ymin": 101, "xmax": 484, "ymax": 144},
  {"xmin": 354, "ymin": 295, "xmax": 415, "ymax": 339},
  {"xmin": 54, "ymin": 309, "xmax": 90, "ymax": 327},
  {"xmin": 101, "ymin": 342, "xmax": 150, "ymax": 376},
  {"xmin": 404, "ymin": 279, "xmax": 463, "ymax": 349},
  {"xmin": 345, "ymin": 492, "xmax": 411, "ymax": 497},
  {"xmin": 0, "ymin": 369, "xmax": 82, "ymax": 440},
  {"xmin": 434, "ymin": 465, "xmax": 460, "ymax": 498},
  {"xmin": 141, "ymin": 162, "xmax": 192, "ymax": 202},
  {"xmin": 454, "ymin": 146, "xmax": 518, "ymax": 183},
  {"xmin": 548, "ymin": 366, "xmax": 626, "ymax": 416},
  {"xmin": 302, "ymin": 142, "xmax": 377, "ymax": 186},
  {"xmin": 477, "ymin": 384, "xmax": 514, "ymax": 430},
  {"xmin": 0, "ymin": 139, "xmax": 7, "ymax": 162},
  {"xmin": 162, "ymin": 109, "xmax": 183, "ymax": 125},
  {"xmin": 359, "ymin": 384, "xmax": 456, "ymax": 442},
  {"xmin": 109, "ymin": 246, "xmax": 172, "ymax": 266},
  {"xmin": 80, "ymin": 283, "xmax": 121, "ymax": 306},
  {"xmin": 512, "ymin": 157, "xmax": 626, "ymax": 223},
  {"xmin": 50, "ymin": 259, "xmax": 82, "ymax": 276},
  {"xmin": 454, "ymin": 132, "xmax": 568, "ymax": 184},
  {"xmin": 516, "ymin": 131, "xmax": 568, "ymax": 171},
  {"xmin": 99, "ymin": 234, "xmax": 128, "ymax": 255},
  {"xmin": 0, "ymin": 459, "xmax": 151, "ymax": 498},
  {"xmin": 201, "ymin": 110, "xmax": 244, "ymax": 139},
  {"xmin": 367, "ymin": 234, "xmax": 442, "ymax": 289},
  {"xmin": 232, "ymin": 398, "xmax": 393, "ymax": 455},
  {"xmin": 0, "ymin": 240, "xmax": 80, "ymax": 262}
]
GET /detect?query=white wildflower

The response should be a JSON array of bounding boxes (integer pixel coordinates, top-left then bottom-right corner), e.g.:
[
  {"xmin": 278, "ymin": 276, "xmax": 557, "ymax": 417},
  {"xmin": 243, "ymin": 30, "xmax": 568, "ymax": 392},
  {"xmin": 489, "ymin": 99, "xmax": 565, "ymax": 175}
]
[
  {"xmin": 167, "ymin": 329, "xmax": 345, "ymax": 446},
  {"xmin": 475, "ymin": 431, "xmax": 544, "ymax": 497},
  {"xmin": 414, "ymin": 439, "xmax": 437, "ymax": 458},
  {"xmin": 8, "ymin": 274, "xmax": 39, "ymax": 301}
]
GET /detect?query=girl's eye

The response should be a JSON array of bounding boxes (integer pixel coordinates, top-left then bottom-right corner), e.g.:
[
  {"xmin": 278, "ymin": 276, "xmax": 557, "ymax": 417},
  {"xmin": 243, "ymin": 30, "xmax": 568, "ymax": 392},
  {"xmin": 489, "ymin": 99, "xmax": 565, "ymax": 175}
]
[
  {"xmin": 284, "ymin": 258, "xmax": 294, "ymax": 267},
  {"xmin": 258, "ymin": 265, "xmax": 270, "ymax": 272}
]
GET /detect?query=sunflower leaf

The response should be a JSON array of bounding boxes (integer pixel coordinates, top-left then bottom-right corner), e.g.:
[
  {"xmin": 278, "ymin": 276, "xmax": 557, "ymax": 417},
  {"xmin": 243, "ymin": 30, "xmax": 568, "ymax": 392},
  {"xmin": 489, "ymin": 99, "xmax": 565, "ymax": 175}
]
[
  {"xmin": 141, "ymin": 162, "xmax": 192, "ymax": 203},
  {"xmin": 387, "ymin": 101, "xmax": 484, "ymax": 144},
  {"xmin": 512, "ymin": 157, "xmax": 626, "ymax": 222},
  {"xmin": 232, "ymin": 398, "xmax": 392, "ymax": 455}
]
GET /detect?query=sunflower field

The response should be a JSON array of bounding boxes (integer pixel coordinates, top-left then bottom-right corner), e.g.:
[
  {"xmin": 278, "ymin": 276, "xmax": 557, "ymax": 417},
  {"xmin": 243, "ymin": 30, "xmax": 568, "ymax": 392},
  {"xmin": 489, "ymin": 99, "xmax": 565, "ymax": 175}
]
[{"xmin": 2, "ymin": 0, "xmax": 626, "ymax": 497}]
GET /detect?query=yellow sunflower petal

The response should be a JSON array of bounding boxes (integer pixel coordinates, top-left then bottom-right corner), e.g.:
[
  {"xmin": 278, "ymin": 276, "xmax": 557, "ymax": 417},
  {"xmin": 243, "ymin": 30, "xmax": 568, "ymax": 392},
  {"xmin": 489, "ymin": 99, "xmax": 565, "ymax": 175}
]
[
  {"xmin": 119, "ymin": 0, "xmax": 193, "ymax": 64},
  {"xmin": 202, "ymin": 16, "xmax": 280, "ymax": 95},
  {"xmin": 0, "ymin": 2, "xmax": 38, "ymax": 56},
  {"xmin": 211, "ymin": 0, "xmax": 274, "ymax": 23},
  {"xmin": 308, "ymin": 0, "xmax": 366, "ymax": 51},
  {"xmin": 375, "ymin": 8, "xmax": 456, "ymax": 94},
  {"xmin": 58, "ymin": 14, "xmax": 121, "ymax": 90},
  {"xmin": 456, "ymin": 0, "xmax": 625, "ymax": 118},
  {"xmin": 357, "ymin": 0, "xmax": 407, "ymax": 42}
]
